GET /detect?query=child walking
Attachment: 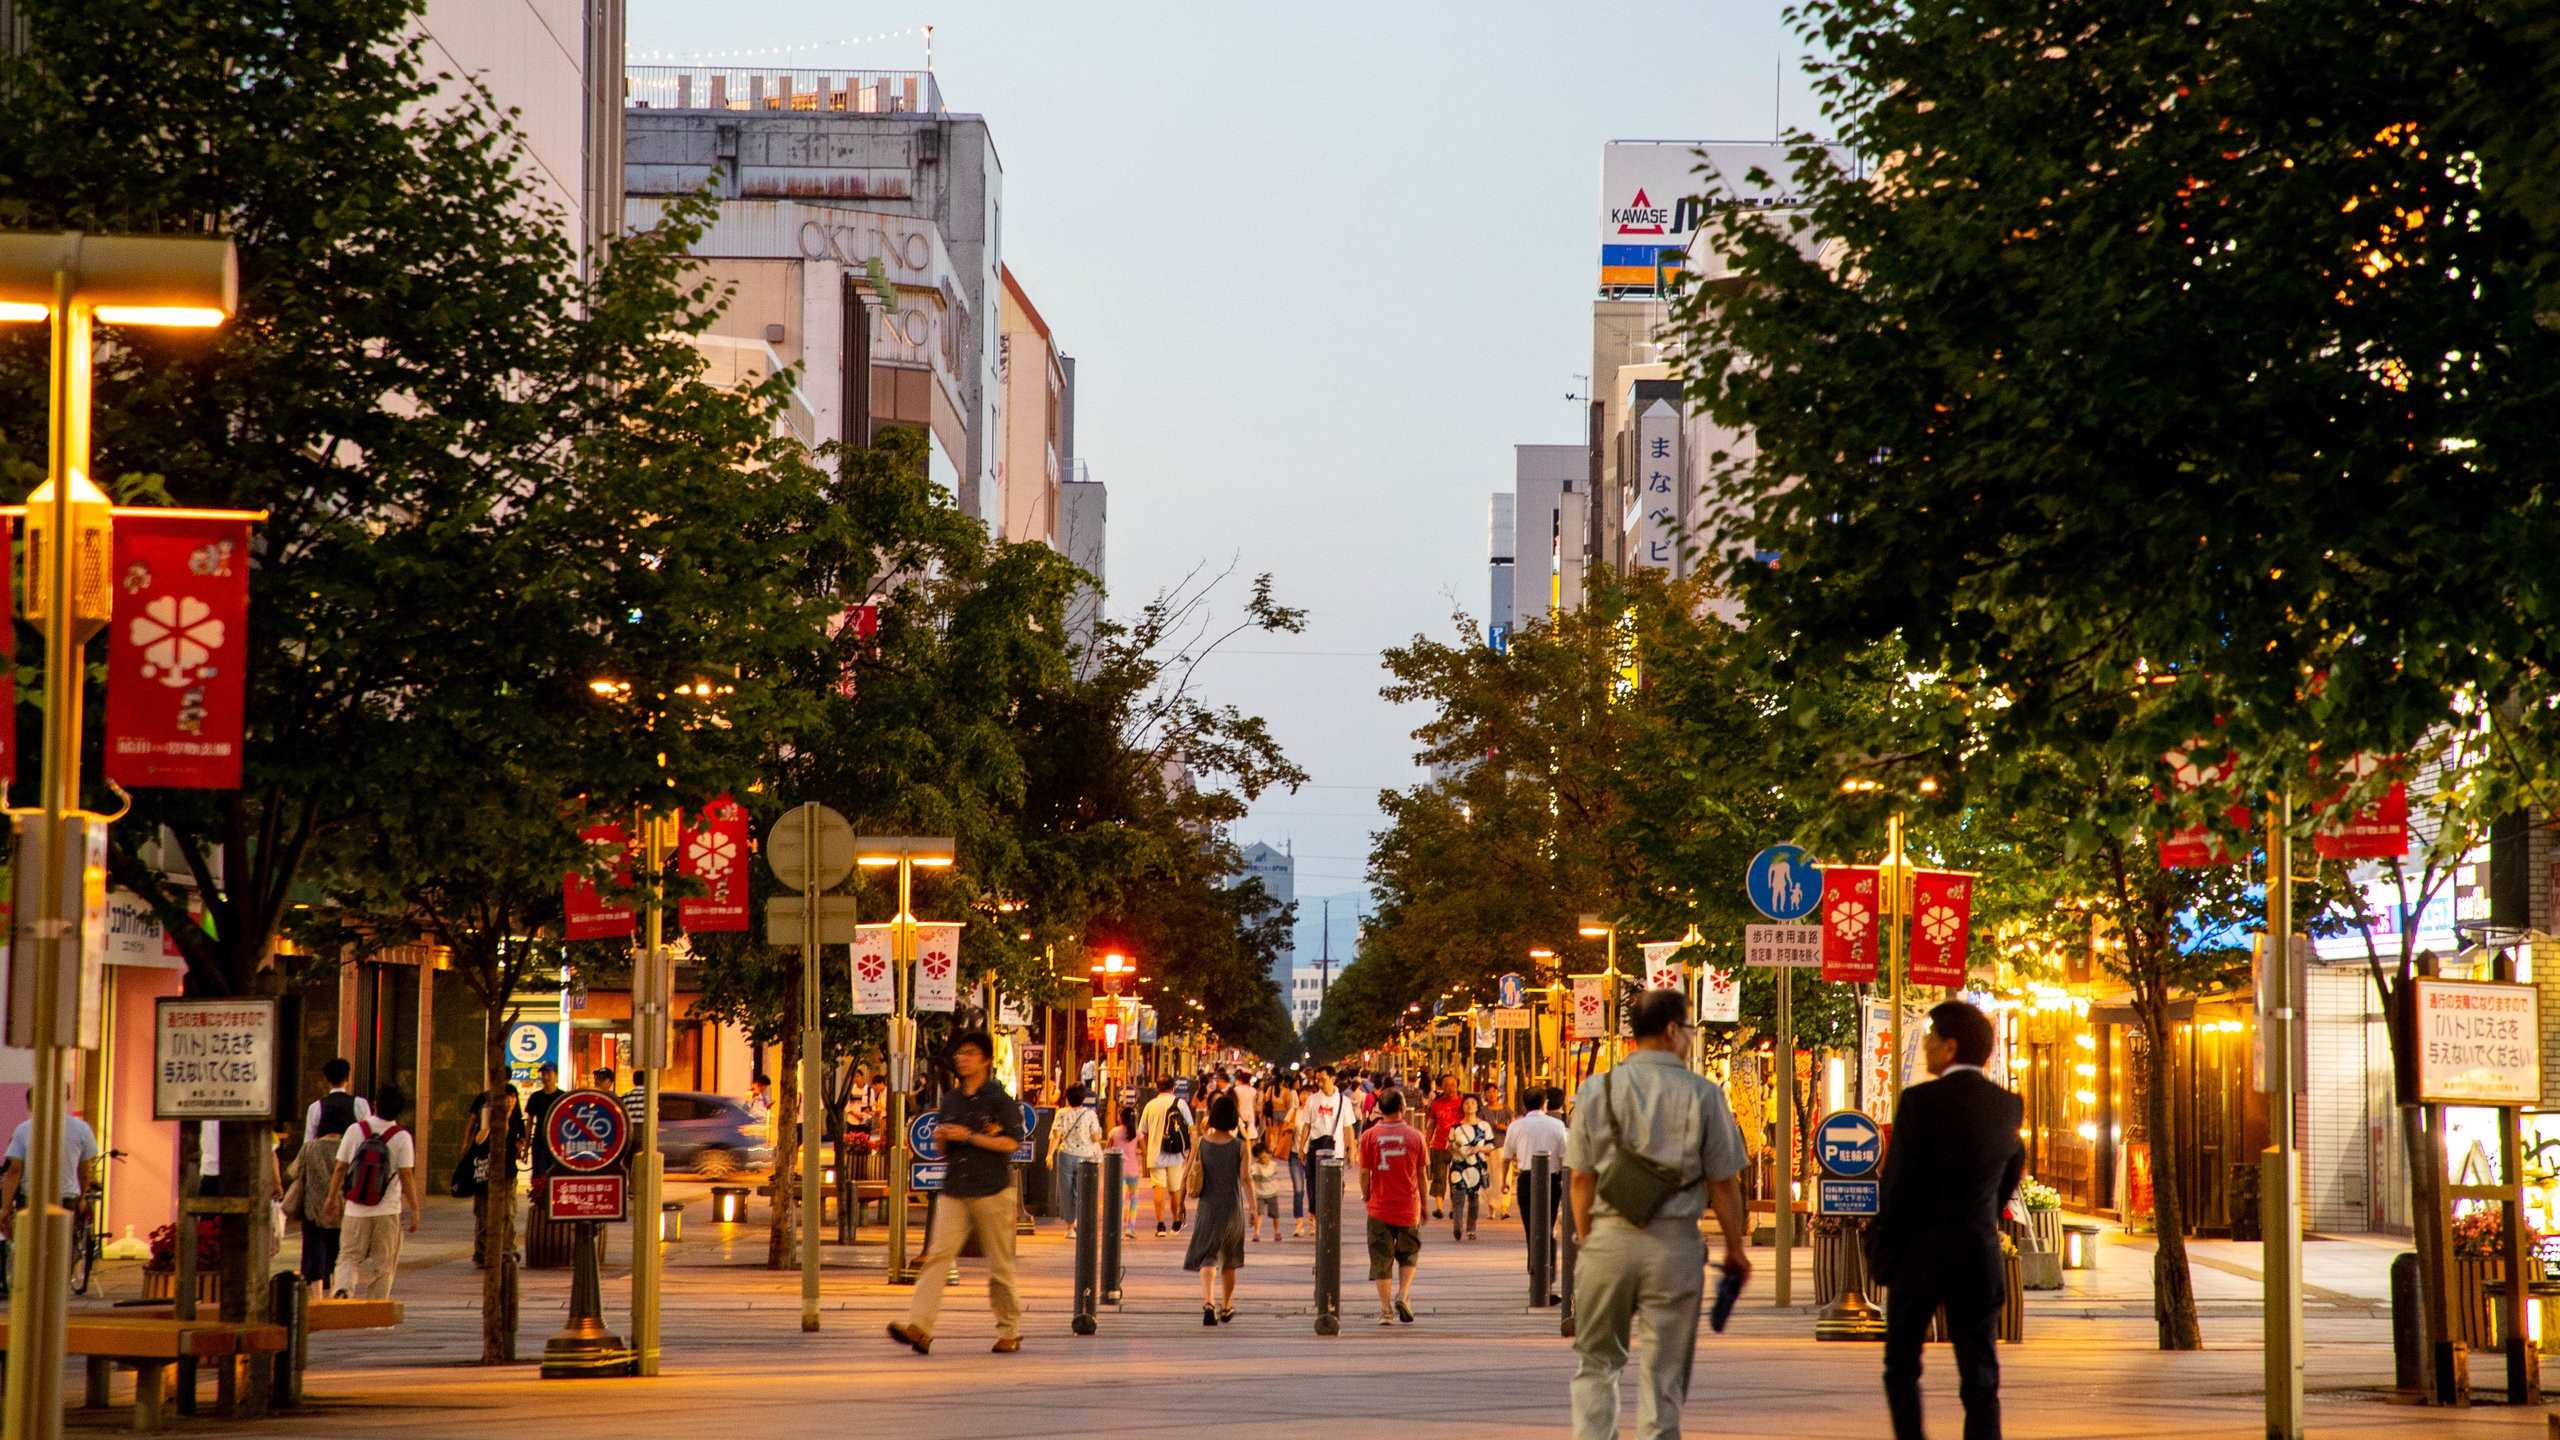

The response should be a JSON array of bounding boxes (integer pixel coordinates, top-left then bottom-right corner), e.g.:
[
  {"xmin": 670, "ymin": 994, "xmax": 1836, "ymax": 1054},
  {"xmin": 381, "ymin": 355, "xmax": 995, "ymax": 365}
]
[{"xmin": 1248, "ymin": 1140, "xmax": 1282, "ymax": 1241}]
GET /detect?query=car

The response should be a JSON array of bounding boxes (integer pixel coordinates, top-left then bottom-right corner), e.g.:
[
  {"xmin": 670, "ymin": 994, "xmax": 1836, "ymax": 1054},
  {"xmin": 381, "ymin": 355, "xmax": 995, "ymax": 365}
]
[{"xmin": 654, "ymin": 1091, "xmax": 773, "ymax": 1178}]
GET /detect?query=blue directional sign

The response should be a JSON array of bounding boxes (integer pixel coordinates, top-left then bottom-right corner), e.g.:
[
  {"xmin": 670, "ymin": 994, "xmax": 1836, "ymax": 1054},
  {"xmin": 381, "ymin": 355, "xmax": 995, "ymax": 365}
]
[
  {"xmin": 1815, "ymin": 1109, "xmax": 1884, "ymax": 1178},
  {"xmin": 1014, "ymin": 1103, "xmax": 1040, "ymax": 1164},
  {"xmin": 1746, "ymin": 844, "xmax": 1823, "ymax": 921},
  {"xmin": 1818, "ymin": 1177, "xmax": 1880, "ymax": 1216},
  {"xmin": 1498, "ymin": 973, "xmax": 1526, "ymax": 1009},
  {"xmin": 911, "ymin": 1162, "xmax": 946, "ymax": 1191}
]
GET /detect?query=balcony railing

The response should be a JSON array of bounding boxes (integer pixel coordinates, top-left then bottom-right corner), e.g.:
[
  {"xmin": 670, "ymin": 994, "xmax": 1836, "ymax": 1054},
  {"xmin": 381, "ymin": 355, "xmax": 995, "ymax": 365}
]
[{"xmin": 625, "ymin": 66, "xmax": 943, "ymax": 116}]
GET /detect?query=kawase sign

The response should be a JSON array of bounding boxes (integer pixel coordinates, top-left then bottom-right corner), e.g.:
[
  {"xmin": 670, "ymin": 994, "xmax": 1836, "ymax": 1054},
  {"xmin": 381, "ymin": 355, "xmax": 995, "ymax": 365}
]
[{"xmin": 2410, "ymin": 977, "xmax": 2539, "ymax": 1105}]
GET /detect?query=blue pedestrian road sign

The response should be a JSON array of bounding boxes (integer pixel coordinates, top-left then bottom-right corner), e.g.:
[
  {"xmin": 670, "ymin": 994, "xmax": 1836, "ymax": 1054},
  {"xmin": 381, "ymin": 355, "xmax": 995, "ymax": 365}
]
[
  {"xmin": 1498, "ymin": 973, "xmax": 1526, "ymax": 1009},
  {"xmin": 1746, "ymin": 844, "xmax": 1823, "ymax": 921},
  {"xmin": 1815, "ymin": 1109, "xmax": 1883, "ymax": 1178}
]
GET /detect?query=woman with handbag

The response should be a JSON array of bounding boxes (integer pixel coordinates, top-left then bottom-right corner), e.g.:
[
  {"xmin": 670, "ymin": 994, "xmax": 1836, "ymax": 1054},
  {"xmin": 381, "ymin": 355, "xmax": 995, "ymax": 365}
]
[{"xmin": 1180, "ymin": 1091, "xmax": 1254, "ymax": 1325}]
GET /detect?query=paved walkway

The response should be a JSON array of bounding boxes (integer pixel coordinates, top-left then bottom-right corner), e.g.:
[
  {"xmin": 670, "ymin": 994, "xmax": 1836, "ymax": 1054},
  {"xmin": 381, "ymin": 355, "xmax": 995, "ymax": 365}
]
[{"xmin": 48, "ymin": 1182, "xmax": 2546, "ymax": 1436}]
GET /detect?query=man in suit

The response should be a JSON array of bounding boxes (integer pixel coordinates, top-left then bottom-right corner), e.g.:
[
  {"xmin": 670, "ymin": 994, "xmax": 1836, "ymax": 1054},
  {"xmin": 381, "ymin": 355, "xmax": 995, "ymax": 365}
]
[{"xmin": 1865, "ymin": 1000, "xmax": 2025, "ymax": 1440}]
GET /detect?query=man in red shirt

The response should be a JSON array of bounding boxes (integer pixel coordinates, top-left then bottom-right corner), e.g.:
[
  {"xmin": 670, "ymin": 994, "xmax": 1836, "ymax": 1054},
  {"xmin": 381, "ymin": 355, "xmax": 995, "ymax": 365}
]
[
  {"xmin": 1425, "ymin": 1073, "xmax": 1467, "ymax": 1220},
  {"xmin": 1358, "ymin": 1089, "xmax": 1430, "ymax": 1325}
]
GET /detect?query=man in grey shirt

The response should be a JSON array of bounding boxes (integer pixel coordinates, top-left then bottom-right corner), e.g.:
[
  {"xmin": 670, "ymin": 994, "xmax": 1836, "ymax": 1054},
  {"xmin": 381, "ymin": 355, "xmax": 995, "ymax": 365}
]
[{"xmin": 1564, "ymin": 988, "xmax": 1751, "ymax": 1440}]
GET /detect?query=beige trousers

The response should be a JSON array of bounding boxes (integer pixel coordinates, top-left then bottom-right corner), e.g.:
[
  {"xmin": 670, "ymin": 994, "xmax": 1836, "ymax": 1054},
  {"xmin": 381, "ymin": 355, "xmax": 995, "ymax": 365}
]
[{"xmin": 904, "ymin": 1187, "xmax": 1021, "ymax": 1341}]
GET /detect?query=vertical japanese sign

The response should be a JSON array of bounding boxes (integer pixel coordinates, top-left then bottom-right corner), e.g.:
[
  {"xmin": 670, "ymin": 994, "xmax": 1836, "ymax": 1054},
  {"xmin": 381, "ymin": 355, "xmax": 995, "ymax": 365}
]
[
  {"xmin": 1569, "ymin": 975, "xmax": 1607, "ymax": 1039},
  {"xmin": 562, "ymin": 824, "xmax": 636, "ymax": 940},
  {"xmin": 104, "ymin": 516, "xmax": 251, "ymax": 789},
  {"xmin": 1821, "ymin": 865, "xmax": 1881, "ymax": 982},
  {"xmin": 1631, "ymin": 399, "xmax": 1681, "ymax": 571},
  {"xmin": 849, "ymin": 922, "xmax": 895, "ymax": 1015},
  {"xmin": 1859, "ymin": 1000, "xmax": 1928, "ymax": 1121},
  {"xmin": 912, "ymin": 922, "xmax": 961, "ymax": 1012},
  {"xmin": 1906, "ymin": 870, "xmax": 1973, "ymax": 986},
  {"xmin": 676, "ymin": 793, "xmax": 751, "ymax": 932}
]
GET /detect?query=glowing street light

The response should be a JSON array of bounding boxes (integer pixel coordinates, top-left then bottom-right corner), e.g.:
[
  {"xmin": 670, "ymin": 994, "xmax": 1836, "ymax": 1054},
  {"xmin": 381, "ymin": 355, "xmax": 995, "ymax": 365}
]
[{"xmin": 0, "ymin": 231, "xmax": 235, "ymax": 1440}]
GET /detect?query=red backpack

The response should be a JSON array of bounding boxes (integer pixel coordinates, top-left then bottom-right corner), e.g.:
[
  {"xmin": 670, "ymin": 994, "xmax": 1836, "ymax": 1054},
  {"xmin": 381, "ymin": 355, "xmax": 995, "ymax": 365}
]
[{"xmin": 342, "ymin": 1122, "xmax": 403, "ymax": 1206}]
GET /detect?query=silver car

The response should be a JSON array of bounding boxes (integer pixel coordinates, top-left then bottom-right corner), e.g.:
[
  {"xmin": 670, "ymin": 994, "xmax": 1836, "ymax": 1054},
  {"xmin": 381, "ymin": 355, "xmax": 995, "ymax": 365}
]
[{"xmin": 654, "ymin": 1091, "xmax": 773, "ymax": 1178}]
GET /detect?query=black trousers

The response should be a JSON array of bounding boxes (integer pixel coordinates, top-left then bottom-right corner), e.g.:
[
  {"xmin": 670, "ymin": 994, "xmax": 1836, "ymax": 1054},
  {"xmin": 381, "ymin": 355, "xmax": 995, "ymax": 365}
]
[{"xmin": 1882, "ymin": 1285, "xmax": 2000, "ymax": 1440}]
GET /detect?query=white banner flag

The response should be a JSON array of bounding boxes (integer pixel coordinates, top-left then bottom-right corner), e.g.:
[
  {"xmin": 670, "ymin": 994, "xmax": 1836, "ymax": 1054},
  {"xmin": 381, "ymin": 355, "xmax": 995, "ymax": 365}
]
[
  {"xmin": 1639, "ymin": 940, "xmax": 1685, "ymax": 993},
  {"xmin": 1569, "ymin": 975, "xmax": 1608, "ymax": 1040},
  {"xmin": 912, "ymin": 923, "xmax": 962, "ymax": 1012},
  {"xmin": 1699, "ymin": 966, "xmax": 1741, "ymax": 1023},
  {"xmin": 849, "ymin": 923, "xmax": 894, "ymax": 1015}
]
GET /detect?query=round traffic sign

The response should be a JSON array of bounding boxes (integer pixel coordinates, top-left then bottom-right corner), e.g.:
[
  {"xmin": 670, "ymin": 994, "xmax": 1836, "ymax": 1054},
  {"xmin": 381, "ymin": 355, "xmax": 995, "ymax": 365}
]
[
  {"xmin": 765, "ymin": 802, "xmax": 856, "ymax": 892},
  {"xmin": 1498, "ymin": 973, "xmax": 1526, "ymax": 1009},
  {"xmin": 506, "ymin": 1022, "xmax": 551, "ymax": 1065},
  {"xmin": 545, "ymin": 1089, "xmax": 631, "ymax": 1173},
  {"xmin": 1746, "ymin": 844, "xmax": 1824, "ymax": 921},
  {"xmin": 1815, "ymin": 1109, "xmax": 1884, "ymax": 1178},
  {"xmin": 909, "ymin": 1110, "xmax": 942, "ymax": 1162}
]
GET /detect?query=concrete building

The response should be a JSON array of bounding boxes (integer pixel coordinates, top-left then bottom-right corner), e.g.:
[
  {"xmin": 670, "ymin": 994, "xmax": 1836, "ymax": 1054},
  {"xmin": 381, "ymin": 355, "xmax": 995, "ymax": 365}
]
[
  {"xmin": 622, "ymin": 66, "xmax": 1006, "ymax": 519},
  {"xmin": 416, "ymin": 0, "xmax": 614, "ymax": 258},
  {"xmin": 1236, "ymin": 842, "xmax": 1297, "ymax": 988},
  {"xmin": 1487, "ymin": 492, "xmax": 1515, "ymax": 647},
  {"xmin": 998, "ymin": 266, "xmax": 1065, "ymax": 546},
  {"xmin": 1512, "ymin": 444, "xmax": 1589, "ymax": 628},
  {"xmin": 1061, "ymin": 467, "xmax": 1107, "ymax": 650}
]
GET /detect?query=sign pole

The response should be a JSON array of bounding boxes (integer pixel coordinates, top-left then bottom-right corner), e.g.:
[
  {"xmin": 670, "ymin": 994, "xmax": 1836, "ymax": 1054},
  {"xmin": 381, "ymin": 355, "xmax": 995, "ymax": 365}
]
[
  {"xmin": 1884, "ymin": 812, "xmax": 1908, "ymax": 1110},
  {"xmin": 2262, "ymin": 794, "xmax": 2303, "ymax": 1440},
  {"xmin": 1775, "ymin": 962, "xmax": 1792, "ymax": 1309},
  {"xmin": 799, "ymin": 803, "xmax": 825, "ymax": 1330},
  {"xmin": 888, "ymin": 855, "xmax": 916, "ymax": 1282},
  {"xmin": 630, "ymin": 812, "xmax": 674, "ymax": 1378}
]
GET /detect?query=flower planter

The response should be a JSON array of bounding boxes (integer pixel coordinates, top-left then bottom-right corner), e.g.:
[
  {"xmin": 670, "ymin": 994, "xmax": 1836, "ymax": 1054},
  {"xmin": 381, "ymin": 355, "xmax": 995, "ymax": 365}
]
[{"xmin": 140, "ymin": 1270, "xmax": 220, "ymax": 1305}]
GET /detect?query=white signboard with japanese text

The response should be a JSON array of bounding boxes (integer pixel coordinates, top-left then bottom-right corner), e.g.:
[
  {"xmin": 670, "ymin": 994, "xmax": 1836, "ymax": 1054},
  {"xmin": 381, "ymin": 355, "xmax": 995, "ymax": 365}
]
[
  {"xmin": 153, "ymin": 997, "xmax": 276, "ymax": 1120},
  {"xmin": 2413, "ymin": 978, "xmax": 2539, "ymax": 1105},
  {"xmin": 1744, "ymin": 924, "xmax": 1821, "ymax": 969},
  {"xmin": 1631, "ymin": 400, "xmax": 1682, "ymax": 572},
  {"xmin": 1699, "ymin": 966, "xmax": 1741, "ymax": 1023}
]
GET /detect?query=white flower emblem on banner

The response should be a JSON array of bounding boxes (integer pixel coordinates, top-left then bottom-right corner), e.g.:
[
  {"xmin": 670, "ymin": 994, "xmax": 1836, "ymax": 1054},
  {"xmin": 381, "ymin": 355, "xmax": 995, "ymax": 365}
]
[
  {"xmin": 912, "ymin": 922, "xmax": 961, "ymax": 1012},
  {"xmin": 1830, "ymin": 899, "xmax": 1872, "ymax": 946},
  {"xmin": 1918, "ymin": 903, "xmax": 1963, "ymax": 947},
  {"xmin": 687, "ymin": 828, "xmax": 737, "ymax": 881},
  {"xmin": 131, "ymin": 595, "xmax": 226, "ymax": 688}
]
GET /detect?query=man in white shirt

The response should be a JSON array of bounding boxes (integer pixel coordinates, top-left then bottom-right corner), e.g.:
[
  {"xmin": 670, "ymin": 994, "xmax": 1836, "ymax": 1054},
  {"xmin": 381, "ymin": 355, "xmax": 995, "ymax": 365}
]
[
  {"xmin": 1295, "ymin": 1066, "xmax": 1361, "ymax": 1176},
  {"xmin": 1502, "ymin": 1087, "xmax": 1570, "ymax": 1294},
  {"xmin": 1137, "ymin": 1077, "xmax": 1187, "ymax": 1235},
  {"xmin": 0, "ymin": 1082, "xmax": 100, "ymax": 1236},
  {"xmin": 326, "ymin": 1083, "xmax": 422, "ymax": 1298},
  {"xmin": 304, "ymin": 1057, "xmax": 372, "ymax": 1142}
]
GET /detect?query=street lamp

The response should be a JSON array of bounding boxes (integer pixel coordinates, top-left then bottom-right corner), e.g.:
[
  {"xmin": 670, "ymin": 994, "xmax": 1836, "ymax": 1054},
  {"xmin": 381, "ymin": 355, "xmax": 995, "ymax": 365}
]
[
  {"xmin": 856, "ymin": 835, "xmax": 956, "ymax": 1282},
  {"xmin": 1578, "ymin": 914, "xmax": 1624, "ymax": 1070},
  {"xmin": 1088, "ymin": 950, "xmax": 1136, "ymax": 1142},
  {"xmin": 0, "ymin": 231, "xmax": 234, "ymax": 1440}
]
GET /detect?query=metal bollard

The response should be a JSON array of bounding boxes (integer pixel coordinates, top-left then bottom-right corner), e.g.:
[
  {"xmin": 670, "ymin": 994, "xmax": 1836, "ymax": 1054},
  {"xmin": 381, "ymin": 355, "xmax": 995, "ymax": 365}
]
[
  {"xmin": 1313, "ymin": 1154, "xmax": 1343, "ymax": 1336},
  {"xmin": 1099, "ymin": 1148, "xmax": 1125, "ymax": 1305},
  {"xmin": 1073, "ymin": 1157, "xmax": 1103, "ymax": 1335},
  {"xmin": 269, "ymin": 1271, "xmax": 305, "ymax": 1408},
  {"xmin": 1527, "ymin": 1153, "xmax": 1553, "ymax": 1308},
  {"xmin": 1559, "ymin": 1193, "xmax": 1579, "ymax": 1338}
]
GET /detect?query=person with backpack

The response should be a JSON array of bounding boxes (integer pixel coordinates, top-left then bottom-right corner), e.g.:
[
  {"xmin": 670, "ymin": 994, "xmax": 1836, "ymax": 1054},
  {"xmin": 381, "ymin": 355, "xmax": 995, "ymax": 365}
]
[
  {"xmin": 325, "ymin": 1083, "xmax": 421, "ymax": 1298},
  {"xmin": 1138, "ymin": 1077, "xmax": 1191, "ymax": 1235}
]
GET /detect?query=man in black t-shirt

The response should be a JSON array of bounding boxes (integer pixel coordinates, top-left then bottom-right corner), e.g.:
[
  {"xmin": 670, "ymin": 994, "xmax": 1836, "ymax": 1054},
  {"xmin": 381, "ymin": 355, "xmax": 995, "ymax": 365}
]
[
  {"xmin": 524, "ymin": 1064, "xmax": 564, "ymax": 1181},
  {"xmin": 886, "ymin": 1032, "xmax": 1028, "ymax": 1355}
]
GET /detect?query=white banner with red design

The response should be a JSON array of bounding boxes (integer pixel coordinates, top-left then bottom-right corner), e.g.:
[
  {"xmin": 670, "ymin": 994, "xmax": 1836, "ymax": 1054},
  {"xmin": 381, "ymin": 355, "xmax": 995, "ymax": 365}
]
[
  {"xmin": 1639, "ymin": 940, "xmax": 1685, "ymax": 993},
  {"xmin": 675, "ymin": 793, "xmax": 751, "ymax": 932},
  {"xmin": 849, "ymin": 922, "xmax": 894, "ymax": 1014},
  {"xmin": 1821, "ymin": 865, "xmax": 1881, "ymax": 982},
  {"xmin": 1698, "ymin": 964, "xmax": 1740, "ymax": 1023},
  {"xmin": 2158, "ymin": 740, "xmax": 2250, "ymax": 868},
  {"xmin": 1568, "ymin": 974, "xmax": 1608, "ymax": 1039},
  {"xmin": 104, "ymin": 515, "xmax": 250, "ymax": 789},
  {"xmin": 563, "ymin": 824, "xmax": 636, "ymax": 940},
  {"xmin": 1906, "ymin": 869, "xmax": 1974, "ymax": 986},
  {"xmin": 912, "ymin": 922, "xmax": 961, "ymax": 1012}
]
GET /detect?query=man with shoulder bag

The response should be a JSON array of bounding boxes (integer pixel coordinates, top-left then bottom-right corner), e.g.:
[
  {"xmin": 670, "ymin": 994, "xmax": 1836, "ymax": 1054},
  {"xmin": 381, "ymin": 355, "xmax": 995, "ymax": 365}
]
[{"xmin": 1564, "ymin": 989, "xmax": 1751, "ymax": 1440}]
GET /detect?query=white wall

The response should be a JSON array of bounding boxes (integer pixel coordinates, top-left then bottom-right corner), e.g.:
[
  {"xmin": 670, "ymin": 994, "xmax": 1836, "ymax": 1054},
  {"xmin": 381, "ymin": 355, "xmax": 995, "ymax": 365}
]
[{"xmin": 417, "ymin": 0, "xmax": 590, "ymax": 241}]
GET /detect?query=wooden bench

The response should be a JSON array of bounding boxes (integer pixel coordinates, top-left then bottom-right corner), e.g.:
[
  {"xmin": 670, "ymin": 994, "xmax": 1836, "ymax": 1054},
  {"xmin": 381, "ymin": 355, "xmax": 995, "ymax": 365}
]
[
  {"xmin": 129, "ymin": 1298, "xmax": 402, "ymax": 1332},
  {"xmin": 0, "ymin": 1315, "xmax": 286, "ymax": 1431}
]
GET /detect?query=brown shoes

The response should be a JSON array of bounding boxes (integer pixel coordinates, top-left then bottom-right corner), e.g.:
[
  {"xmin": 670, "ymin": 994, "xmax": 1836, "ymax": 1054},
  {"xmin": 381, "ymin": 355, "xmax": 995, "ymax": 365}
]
[
  {"xmin": 992, "ymin": 1337, "xmax": 1022, "ymax": 1353},
  {"xmin": 886, "ymin": 1323, "xmax": 931, "ymax": 1354}
]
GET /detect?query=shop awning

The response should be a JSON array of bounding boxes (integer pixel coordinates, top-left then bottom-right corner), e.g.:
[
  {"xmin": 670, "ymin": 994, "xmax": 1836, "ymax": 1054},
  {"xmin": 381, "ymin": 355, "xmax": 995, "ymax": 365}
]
[{"xmin": 2087, "ymin": 992, "xmax": 2197, "ymax": 1027}]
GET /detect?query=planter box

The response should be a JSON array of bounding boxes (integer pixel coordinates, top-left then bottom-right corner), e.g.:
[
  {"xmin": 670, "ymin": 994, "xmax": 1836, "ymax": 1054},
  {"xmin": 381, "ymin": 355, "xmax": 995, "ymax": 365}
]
[
  {"xmin": 2019, "ymin": 1250, "xmax": 2064, "ymax": 1290},
  {"xmin": 140, "ymin": 1271, "xmax": 220, "ymax": 1305}
]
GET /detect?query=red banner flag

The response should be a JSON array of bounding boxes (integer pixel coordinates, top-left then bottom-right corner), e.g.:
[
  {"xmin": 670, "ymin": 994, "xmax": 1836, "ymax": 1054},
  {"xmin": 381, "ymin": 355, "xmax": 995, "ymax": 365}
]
[
  {"xmin": 103, "ymin": 516, "xmax": 250, "ymax": 789},
  {"xmin": 2312, "ymin": 753, "xmax": 2408, "ymax": 859},
  {"xmin": 677, "ymin": 794, "xmax": 751, "ymax": 932},
  {"xmin": 563, "ymin": 824, "xmax": 636, "ymax": 941},
  {"xmin": 1821, "ymin": 865, "xmax": 1880, "ymax": 982},
  {"xmin": 2157, "ymin": 740, "xmax": 2249, "ymax": 868},
  {"xmin": 1907, "ymin": 869, "xmax": 1973, "ymax": 987}
]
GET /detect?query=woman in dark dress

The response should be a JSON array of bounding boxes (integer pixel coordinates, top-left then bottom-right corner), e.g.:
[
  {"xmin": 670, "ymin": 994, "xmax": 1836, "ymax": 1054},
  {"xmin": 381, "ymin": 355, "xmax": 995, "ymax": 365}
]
[{"xmin": 1181, "ymin": 1091, "xmax": 1254, "ymax": 1325}]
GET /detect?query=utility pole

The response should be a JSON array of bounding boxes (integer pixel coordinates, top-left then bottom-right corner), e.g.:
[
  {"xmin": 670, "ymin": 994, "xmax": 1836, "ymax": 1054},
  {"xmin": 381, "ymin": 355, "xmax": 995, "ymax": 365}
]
[{"xmin": 2263, "ymin": 796, "xmax": 2303, "ymax": 1439}]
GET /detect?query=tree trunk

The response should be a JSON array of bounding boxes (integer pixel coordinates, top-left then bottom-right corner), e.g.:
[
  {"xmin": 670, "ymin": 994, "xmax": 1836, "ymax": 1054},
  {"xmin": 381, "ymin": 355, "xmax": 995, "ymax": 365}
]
[
  {"xmin": 768, "ymin": 986, "xmax": 801, "ymax": 1270},
  {"xmin": 2136, "ymin": 991, "xmax": 2202, "ymax": 1350},
  {"xmin": 480, "ymin": 1014, "xmax": 518, "ymax": 1363}
]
